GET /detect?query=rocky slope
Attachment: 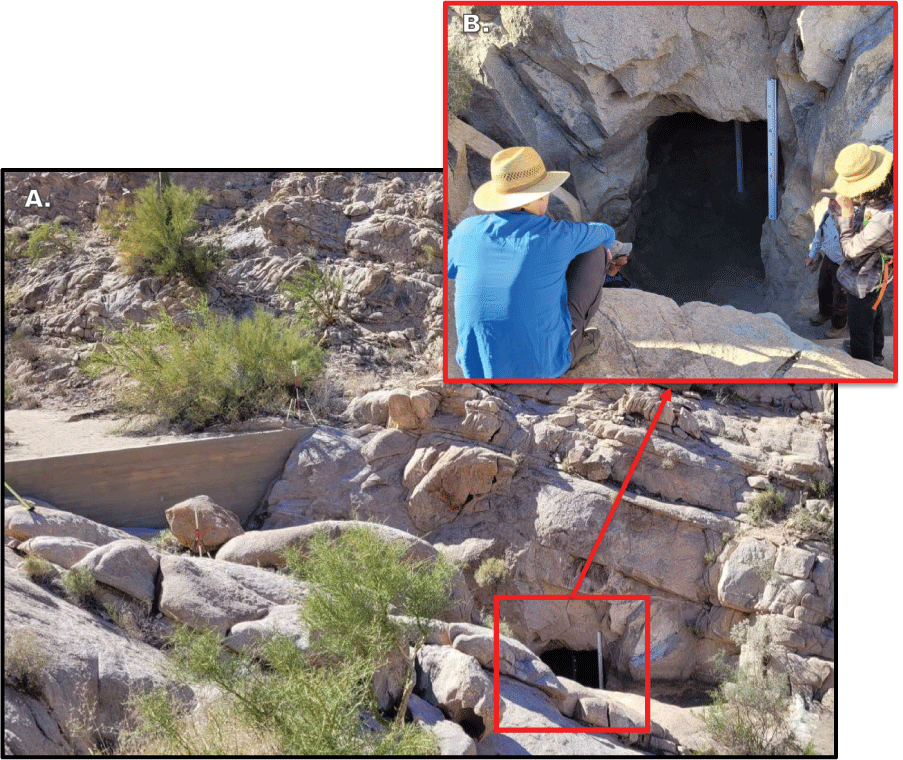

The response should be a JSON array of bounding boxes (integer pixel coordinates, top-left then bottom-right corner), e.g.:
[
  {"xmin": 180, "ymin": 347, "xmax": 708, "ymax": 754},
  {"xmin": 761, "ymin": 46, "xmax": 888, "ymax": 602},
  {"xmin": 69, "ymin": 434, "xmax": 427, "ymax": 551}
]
[
  {"xmin": 4, "ymin": 171, "xmax": 443, "ymax": 412},
  {"xmin": 447, "ymin": 3, "xmax": 893, "ymax": 335}
]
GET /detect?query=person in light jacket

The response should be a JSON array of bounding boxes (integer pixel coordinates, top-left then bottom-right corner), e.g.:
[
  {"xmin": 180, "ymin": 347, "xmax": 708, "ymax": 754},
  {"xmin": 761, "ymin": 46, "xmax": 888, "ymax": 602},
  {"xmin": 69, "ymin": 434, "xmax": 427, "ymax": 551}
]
[
  {"xmin": 805, "ymin": 198, "xmax": 847, "ymax": 339},
  {"xmin": 831, "ymin": 143, "xmax": 893, "ymax": 365}
]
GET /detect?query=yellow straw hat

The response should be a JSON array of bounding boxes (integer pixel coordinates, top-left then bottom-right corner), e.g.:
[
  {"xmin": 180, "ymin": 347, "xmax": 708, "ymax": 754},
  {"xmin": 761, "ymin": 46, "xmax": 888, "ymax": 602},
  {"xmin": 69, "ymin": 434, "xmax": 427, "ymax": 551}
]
[
  {"xmin": 832, "ymin": 143, "xmax": 893, "ymax": 197},
  {"xmin": 473, "ymin": 146, "xmax": 570, "ymax": 212}
]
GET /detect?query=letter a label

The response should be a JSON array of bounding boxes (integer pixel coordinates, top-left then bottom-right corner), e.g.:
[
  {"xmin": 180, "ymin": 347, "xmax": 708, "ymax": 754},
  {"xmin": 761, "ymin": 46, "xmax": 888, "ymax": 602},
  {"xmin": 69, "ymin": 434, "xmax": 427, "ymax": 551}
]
[{"xmin": 25, "ymin": 189, "xmax": 47, "ymax": 208}]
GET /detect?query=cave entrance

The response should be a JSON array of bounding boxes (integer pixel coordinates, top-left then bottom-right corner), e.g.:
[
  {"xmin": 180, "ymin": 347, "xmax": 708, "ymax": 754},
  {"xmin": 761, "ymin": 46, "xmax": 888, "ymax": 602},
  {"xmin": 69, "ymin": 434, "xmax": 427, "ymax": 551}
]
[
  {"xmin": 540, "ymin": 648, "xmax": 603, "ymax": 689},
  {"xmin": 629, "ymin": 112, "xmax": 780, "ymax": 311}
]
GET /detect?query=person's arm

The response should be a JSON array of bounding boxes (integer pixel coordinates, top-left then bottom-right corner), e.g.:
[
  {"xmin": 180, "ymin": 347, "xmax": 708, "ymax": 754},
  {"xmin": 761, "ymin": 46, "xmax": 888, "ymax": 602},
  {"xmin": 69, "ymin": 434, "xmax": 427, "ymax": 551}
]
[
  {"xmin": 447, "ymin": 235, "xmax": 458, "ymax": 280},
  {"xmin": 835, "ymin": 206, "xmax": 893, "ymax": 262},
  {"xmin": 806, "ymin": 226, "xmax": 823, "ymax": 268}
]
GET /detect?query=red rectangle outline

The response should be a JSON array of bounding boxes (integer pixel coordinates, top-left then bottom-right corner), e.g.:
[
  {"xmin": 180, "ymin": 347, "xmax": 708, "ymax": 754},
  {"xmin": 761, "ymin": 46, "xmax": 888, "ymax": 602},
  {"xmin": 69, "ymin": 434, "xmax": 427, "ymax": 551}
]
[
  {"xmin": 493, "ymin": 593, "xmax": 651, "ymax": 733},
  {"xmin": 443, "ymin": 1, "xmax": 897, "ymax": 385}
]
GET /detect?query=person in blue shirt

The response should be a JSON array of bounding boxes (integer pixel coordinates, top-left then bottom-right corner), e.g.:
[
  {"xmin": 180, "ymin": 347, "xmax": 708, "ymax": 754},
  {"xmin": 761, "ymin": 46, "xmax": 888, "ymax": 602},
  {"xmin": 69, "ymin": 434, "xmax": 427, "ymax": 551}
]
[{"xmin": 448, "ymin": 146, "xmax": 620, "ymax": 378}]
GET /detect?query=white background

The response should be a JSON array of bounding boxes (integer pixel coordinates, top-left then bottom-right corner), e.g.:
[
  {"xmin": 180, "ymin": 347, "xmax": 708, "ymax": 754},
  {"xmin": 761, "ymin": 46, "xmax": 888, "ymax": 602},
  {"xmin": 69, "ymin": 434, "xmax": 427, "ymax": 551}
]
[{"xmin": 2, "ymin": 1, "xmax": 898, "ymax": 757}]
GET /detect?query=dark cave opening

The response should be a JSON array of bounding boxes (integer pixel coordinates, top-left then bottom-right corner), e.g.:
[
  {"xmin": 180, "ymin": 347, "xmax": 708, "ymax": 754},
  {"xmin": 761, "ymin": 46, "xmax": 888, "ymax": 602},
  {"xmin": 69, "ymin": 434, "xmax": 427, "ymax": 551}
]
[
  {"xmin": 628, "ymin": 112, "xmax": 781, "ymax": 312},
  {"xmin": 540, "ymin": 647, "xmax": 603, "ymax": 689}
]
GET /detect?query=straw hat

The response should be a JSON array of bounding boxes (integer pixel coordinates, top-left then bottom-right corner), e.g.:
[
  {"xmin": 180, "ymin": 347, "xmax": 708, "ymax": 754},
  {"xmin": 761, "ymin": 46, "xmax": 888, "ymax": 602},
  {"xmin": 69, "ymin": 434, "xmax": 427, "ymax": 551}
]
[
  {"xmin": 832, "ymin": 143, "xmax": 893, "ymax": 197},
  {"xmin": 473, "ymin": 146, "xmax": 570, "ymax": 212}
]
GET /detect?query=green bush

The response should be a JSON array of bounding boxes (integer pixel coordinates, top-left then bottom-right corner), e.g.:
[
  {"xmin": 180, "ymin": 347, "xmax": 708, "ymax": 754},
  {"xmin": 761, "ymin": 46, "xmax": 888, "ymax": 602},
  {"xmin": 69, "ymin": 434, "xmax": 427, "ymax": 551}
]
[
  {"xmin": 101, "ymin": 182, "xmax": 221, "ymax": 285},
  {"xmin": 4, "ymin": 226, "xmax": 28, "ymax": 260},
  {"xmin": 788, "ymin": 504, "xmax": 835, "ymax": 548},
  {"xmin": 120, "ymin": 608, "xmax": 440, "ymax": 754},
  {"xmin": 280, "ymin": 259, "xmax": 344, "ymax": 326},
  {"xmin": 704, "ymin": 622, "xmax": 800, "ymax": 755},
  {"xmin": 286, "ymin": 527, "xmax": 455, "ymax": 665},
  {"xmin": 87, "ymin": 299, "xmax": 323, "ymax": 430},
  {"xmin": 18, "ymin": 556, "xmax": 56, "ymax": 585},
  {"xmin": 61, "ymin": 566, "xmax": 97, "ymax": 606},
  {"xmin": 448, "ymin": 35, "xmax": 474, "ymax": 119},
  {"xmin": 748, "ymin": 487, "xmax": 786, "ymax": 526},
  {"xmin": 285, "ymin": 526, "xmax": 454, "ymax": 725},
  {"xmin": 23, "ymin": 221, "xmax": 76, "ymax": 259},
  {"xmin": 474, "ymin": 557, "xmax": 507, "ymax": 591},
  {"xmin": 806, "ymin": 478, "xmax": 831, "ymax": 499}
]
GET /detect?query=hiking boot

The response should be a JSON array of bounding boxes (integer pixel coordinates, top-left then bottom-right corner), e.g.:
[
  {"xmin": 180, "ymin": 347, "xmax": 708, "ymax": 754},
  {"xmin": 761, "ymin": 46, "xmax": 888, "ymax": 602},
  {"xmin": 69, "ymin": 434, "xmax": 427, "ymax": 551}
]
[
  {"xmin": 842, "ymin": 339, "xmax": 885, "ymax": 365},
  {"xmin": 569, "ymin": 327, "xmax": 601, "ymax": 369},
  {"xmin": 824, "ymin": 324, "xmax": 847, "ymax": 338},
  {"xmin": 809, "ymin": 313, "xmax": 830, "ymax": 326}
]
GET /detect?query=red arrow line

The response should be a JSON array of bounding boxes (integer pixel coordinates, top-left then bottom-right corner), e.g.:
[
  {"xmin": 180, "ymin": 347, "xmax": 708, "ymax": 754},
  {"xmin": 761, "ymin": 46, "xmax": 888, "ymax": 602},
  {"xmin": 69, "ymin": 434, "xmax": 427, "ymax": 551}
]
[{"xmin": 571, "ymin": 388, "xmax": 672, "ymax": 596}]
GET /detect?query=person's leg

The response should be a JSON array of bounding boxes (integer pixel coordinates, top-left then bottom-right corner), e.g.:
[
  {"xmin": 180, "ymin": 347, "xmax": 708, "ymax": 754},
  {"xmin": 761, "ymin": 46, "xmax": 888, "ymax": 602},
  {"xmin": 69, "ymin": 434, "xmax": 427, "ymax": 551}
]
[
  {"xmin": 873, "ymin": 294, "xmax": 885, "ymax": 360},
  {"xmin": 827, "ymin": 261, "xmax": 847, "ymax": 329},
  {"xmin": 845, "ymin": 292, "xmax": 874, "ymax": 361},
  {"xmin": 816, "ymin": 258, "xmax": 834, "ymax": 321},
  {"xmin": 566, "ymin": 243, "xmax": 608, "ymax": 359}
]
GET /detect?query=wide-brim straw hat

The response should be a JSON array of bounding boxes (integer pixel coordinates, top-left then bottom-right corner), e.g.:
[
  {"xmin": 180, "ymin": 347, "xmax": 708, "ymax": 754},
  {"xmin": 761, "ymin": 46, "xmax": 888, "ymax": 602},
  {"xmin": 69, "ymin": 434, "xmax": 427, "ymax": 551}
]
[
  {"xmin": 831, "ymin": 143, "xmax": 893, "ymax": 197},
  {"xmin": 474, "ymin": 146, "xmax": 570, "ymax": 212}
]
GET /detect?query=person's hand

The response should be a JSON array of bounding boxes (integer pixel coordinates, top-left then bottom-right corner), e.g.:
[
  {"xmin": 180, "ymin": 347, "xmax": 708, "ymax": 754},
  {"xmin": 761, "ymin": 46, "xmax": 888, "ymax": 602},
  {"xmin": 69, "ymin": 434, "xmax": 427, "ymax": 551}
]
[
  {"xmin": 836, "ymin": 195, "xmax": 855, "ymax": 216},
  {"xmin": 828, "ymin": 198, "xmax": 841, "ymax": 215},
  {"xmin": 805, "ymin": 256, "xmax": 818, "ymax": 269}
]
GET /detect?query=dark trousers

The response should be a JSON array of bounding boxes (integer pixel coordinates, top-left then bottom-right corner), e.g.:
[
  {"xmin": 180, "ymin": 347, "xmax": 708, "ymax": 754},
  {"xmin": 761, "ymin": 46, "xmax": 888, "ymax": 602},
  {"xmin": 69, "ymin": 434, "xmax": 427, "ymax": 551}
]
[
  {"xmin": 846, "ymin": 288, "xmax": 885, "ymax": 361},
  {"xmin": 817, "ymin": 258, "xmax": 847, "ymax": 329},
  {"xmin": 565, "ymin": 243, "xmax": 608, "ymax": 358}
]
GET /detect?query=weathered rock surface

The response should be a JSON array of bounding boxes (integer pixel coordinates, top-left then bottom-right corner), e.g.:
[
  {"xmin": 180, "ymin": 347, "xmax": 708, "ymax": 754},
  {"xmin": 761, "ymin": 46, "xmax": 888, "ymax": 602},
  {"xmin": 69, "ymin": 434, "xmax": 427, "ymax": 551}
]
[
  {"xmin": 4, "ymin": 545, "xmax": 184, "ymax": 752},
  {"xmin": 73, "ymin": 539, "xmax": 161, "ymax": 605},
  {"xmin": 224, "ymin": 604, "xmax": 310, "ymax": 654},
  {"xmin": 157, "ymin": 554, "xmax": 306, "ymax": 634},
  {"xmin": 165, "ymin": 495, "xmax": 244, "ymax": 551},
  {"xmin": 4, "ymin": 505, "xmax": 135, "ymax": 545},
  {"xmin": 406, "ymin": 693, "xmax": 477, "ymax": 756},
  {"xmin": 17, "ymin": 535, "xmax": 98, "ymax": 568},
  {"xmin": 478, "ymin": 675, "xmax": 639, "ymax": 755},
  {"xmin": 416, "ymin": 644, "xmax": 496, "ymax": 739},
  {"xmin": 267, "ymin": 379, "xmax": 833, "ymax": 695},
  {"xmin": 572, "ymin": 290, "xmax": 891, "ymax": 379},
  {"xmin": 3, "ymin": 171, "xmax": 444, "ymax": 412}
]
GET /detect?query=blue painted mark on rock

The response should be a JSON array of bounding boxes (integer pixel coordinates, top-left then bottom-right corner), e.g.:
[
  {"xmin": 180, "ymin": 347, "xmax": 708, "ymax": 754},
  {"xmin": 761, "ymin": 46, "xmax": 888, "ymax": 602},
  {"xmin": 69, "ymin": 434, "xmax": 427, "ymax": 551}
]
[{"xmin": 630, "ymin": 633, "xmax": 678, "ymax": 666}]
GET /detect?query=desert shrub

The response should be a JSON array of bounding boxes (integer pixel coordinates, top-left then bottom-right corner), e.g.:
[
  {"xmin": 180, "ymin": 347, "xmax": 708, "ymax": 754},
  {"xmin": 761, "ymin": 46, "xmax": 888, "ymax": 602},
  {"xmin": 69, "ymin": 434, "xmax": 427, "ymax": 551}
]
[
  {"xmin": 748, "ymin": 487, "xmax": 786, "ymax": 526},
  {"xmin": 87, "ymin": 299, "xmax": 323, "ymax": 430},
  {"xmin": 474, "ymin": 557, "xmax": 508, "ymax": 592},
  {"xmin": 120, "ymin": 623, "xmax": 438, "ymax": 754},
  {"xmin": 806, "ymin": 478, "xmax": 832, "ymax": 499},
  {"xmin": 448, "ymin": 35, "xmax": 474, "ymax": 118},
  {"xmin": 285, "ymin": 527, "xmax": 454, "ymax": 725},
  {"xmin": 788, "ymin": 503, "xmax": 835, "ymax": 548},
  {"xmin": 101, "ymin": 182, "xmax": 221, "ymax": 285},
  {"xmin": 4, "ymin": 226, "xmax": 28, "ymax": 260},
  {"xmin": 61, "ymin": 566, "xmax": 97, "ymax": 606},
  {"xmin": 4, "ymin": 629, "xmax": 49, "ymax": 698},
  {"xmin": 22, "ymin": 220, "xmax": 76, "ymax": 260},
  {"xmin": 286, "ymin": 527, "xmax": 454, "ymax": 665},
  {"xmin": 280, "ymin": 259, "xmax": 344, "ymax": 326},
  {"xmin": 716, "ymin": 385, "xmax": 740, "ymax": 405},
  {"xmin": 18, "ymin": 556, "xmax": 56, "ymax": 585},
  {"xmin": 704, "ymin": 621, "xmax": 800, "ymax": 755},
  {"xmin": 149, "ymin": 528, "xmax": 183, "ymax": 554}
]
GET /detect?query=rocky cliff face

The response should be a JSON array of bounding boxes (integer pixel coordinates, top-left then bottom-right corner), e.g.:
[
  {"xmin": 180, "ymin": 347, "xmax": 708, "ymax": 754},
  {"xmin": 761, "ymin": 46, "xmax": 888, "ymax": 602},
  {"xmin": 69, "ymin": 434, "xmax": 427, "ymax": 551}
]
[
  {"xmin": 448, "ymin": 4, "xmax": 893, "ymax": 331},
  {"xmin": 267, "ymin": 379, "xmax": 834, "ymax": 697}
]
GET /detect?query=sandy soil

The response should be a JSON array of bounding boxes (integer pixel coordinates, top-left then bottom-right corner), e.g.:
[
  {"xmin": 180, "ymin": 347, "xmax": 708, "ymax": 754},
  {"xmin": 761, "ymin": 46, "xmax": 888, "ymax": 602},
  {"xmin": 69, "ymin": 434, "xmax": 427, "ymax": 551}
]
[{"xmin": 3, "ymin": 409, "xmax": 235, "ymax": 460}]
